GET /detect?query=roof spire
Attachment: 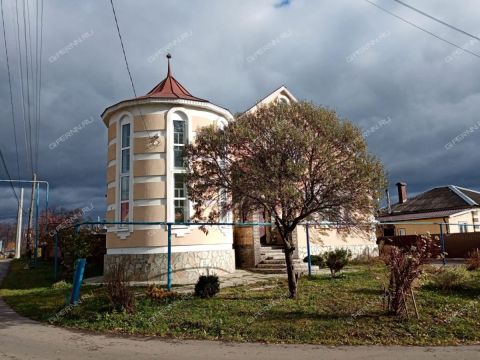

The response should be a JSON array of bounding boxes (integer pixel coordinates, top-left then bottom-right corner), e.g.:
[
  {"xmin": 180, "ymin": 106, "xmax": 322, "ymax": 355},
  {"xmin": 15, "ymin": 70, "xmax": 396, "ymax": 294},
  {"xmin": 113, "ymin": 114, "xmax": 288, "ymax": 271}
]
[
  {"xmin": 143, "ymin": 54, "xmax": 208, "ymax": 102},
  {"xmin": 166, "ymin": 53, "xmax": 172, "ymax": 76}
]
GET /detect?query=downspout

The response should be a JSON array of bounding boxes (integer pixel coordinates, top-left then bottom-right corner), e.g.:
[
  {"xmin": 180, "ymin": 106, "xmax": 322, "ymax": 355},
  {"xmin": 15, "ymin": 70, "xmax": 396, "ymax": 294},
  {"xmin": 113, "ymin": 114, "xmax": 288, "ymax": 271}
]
[
  {"xmin": 442, "ymin": 217, "xmax": 449, "ymax": 234},
  {"xmin": 385, "ymin": 188, "xmax": 392, "ymax": 214}
]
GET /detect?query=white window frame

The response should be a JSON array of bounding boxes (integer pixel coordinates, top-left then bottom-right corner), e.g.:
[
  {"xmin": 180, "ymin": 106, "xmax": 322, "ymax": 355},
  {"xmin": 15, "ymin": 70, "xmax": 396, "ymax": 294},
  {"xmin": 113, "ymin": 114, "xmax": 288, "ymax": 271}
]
[
  {"xmin": 173, "ymin": 173, "xmax": 187, "ymax": 223},
  {"xmin": 118, "ymin": 115, "xmax": 132, "ymax": 230},
  {"xmin": 166, "ymin": 109, "xmax": 191, "ymax": 226},
  {"xmin": 459, "ymin": 222, "xmax": 468, "ymax": 233},
  {"xmin": 397, "ymin": 228, "xmax": 406, "ymax": 236}
]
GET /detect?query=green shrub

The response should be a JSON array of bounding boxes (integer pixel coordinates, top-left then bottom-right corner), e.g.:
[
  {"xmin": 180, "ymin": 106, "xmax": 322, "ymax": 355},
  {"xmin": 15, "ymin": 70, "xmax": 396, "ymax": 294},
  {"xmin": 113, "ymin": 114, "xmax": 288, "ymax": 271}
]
[
  {"xmin": 324, "ymin": 249, "xmax": 351, "ymax": 277},
  {"xmin": 430, "ymin": 267, "xmax": 471, "ymax": 291},
  {"xmin": 303, "ymin": 254, "xmax": 326, "ymax": 268},
  {"xmin": 194, "ymin": 275, "xmax": 220, "ymax": 298},
  {"xmin": 52, "ymin": 280, "xmax": 71, "ymax": 289}
]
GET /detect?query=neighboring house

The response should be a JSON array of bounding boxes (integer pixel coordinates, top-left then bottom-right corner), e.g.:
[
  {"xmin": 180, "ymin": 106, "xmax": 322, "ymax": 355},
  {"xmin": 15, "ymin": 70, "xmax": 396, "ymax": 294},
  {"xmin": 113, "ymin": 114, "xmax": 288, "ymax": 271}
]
[
  {"xmin": 377, "ymin": 182, "xmax": 480, "ymax": 236},
  {"xmin": 102, "ymin": 55, "xmax": 377, "ymax": 282}
]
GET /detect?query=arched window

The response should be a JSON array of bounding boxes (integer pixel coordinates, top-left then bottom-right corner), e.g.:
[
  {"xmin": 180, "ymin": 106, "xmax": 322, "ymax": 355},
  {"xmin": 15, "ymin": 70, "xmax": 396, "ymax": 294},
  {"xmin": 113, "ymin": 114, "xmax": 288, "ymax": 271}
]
[
  {"xmin": 171, "ymin": 112, "xmax": 188, "ymax": 223},
  {"xmin": 276, "ymin": 95, "xmax": 290, "ymax": 105},
  {"xmin": 119, "ymin": 116, "xmax": 131, "ymax": 227}
]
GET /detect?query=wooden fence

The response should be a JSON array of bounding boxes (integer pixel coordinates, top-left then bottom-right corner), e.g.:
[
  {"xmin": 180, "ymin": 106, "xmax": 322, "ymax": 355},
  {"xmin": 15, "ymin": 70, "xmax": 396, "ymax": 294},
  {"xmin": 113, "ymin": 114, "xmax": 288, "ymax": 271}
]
[{"xmin": 377, "ymin": 232, "xmax": 480, "ymax": 258}]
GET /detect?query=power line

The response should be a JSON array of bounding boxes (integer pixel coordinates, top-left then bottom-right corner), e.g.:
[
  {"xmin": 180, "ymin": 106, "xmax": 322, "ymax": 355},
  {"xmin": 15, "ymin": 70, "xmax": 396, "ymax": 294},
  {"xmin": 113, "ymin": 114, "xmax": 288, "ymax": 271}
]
[
  {"xmin": 1, "ymin": 0, "xmax": 21, "ymax": 180},
  {"xmin": 0, "ymin": 149, "xmax": 19, "ymax": 203},
  {"xmin": 364, "ymin": 0, "xmax": 480, "ymax": 60},
  {"xmin": 22, "ymin": 0, "xmax": 34, "ymax": 176},
  {"xmin": 109, "ymin": 0, "xmax": 152, "ymax": 139},
  {"xmin": 15, "ymin": 0, "xmax": 31, "ymax": 174},
  {"xmin": 391, "ymin": 0, "xmax": 480, "ymax": 42},
  {"xmin": 26, "ymin": 0, "xmax": 36, "ymax": 172},
  {"xmin": 35, "ymin": 0, "xmax": 43, "ymax": 174}
]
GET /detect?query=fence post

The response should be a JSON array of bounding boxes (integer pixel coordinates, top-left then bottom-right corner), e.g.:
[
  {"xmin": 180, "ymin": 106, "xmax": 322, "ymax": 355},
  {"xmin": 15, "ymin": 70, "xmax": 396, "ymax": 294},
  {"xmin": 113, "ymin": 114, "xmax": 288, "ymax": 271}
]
[
  {"xmin": 439, "ymin": 224, "xmax": 446, "ymax": 266},
  {"xmin": 167, "ymin": 223, "xmax": 172, "ymax": 291},
  {"xmin": 54, "ymin": 232, "xmax": 59, "ymax": 281},
  {"xmin": 34, "ymin": 182, "xmax": 40, "ymax": 267},
  {"xmin": 70, "ymin": 258, "xmax": 86, "ymax": 305},
  {"xmin": 306, "ymin": 223, "xmax": 312, "ymax": 276}
]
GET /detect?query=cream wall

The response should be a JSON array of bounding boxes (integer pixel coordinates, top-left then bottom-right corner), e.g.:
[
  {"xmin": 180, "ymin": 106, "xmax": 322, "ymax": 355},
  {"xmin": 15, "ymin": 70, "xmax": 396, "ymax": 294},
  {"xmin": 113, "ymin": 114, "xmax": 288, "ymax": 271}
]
[
  {"xmin": 390, "ymin": 211, "xmax": 478, "ymax": 235},
  {"xmin": 391, "ymin": 218, "xmax": 445, "ymax": 236},
  {"xmin": 449, "ymin": 211, "xmax": 477, "ymax": 233},
  {"xmin": 106, "ymin": 227, "xmax": 232, "ymax": 248},
  {"xmin": 103, "ymin": 102, "xmax": 233, "ymax": 252},
  {"xmin": 296, "ymin": 225, "xmax": 374, "ymax": 248}
]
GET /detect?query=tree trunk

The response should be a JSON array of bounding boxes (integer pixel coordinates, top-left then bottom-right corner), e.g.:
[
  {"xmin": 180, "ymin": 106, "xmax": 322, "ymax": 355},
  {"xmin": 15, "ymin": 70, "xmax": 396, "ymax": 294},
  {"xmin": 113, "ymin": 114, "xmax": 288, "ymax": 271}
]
[{"xmin": 282, "ymin": 231, "xmax": 298, "ymax": 298}]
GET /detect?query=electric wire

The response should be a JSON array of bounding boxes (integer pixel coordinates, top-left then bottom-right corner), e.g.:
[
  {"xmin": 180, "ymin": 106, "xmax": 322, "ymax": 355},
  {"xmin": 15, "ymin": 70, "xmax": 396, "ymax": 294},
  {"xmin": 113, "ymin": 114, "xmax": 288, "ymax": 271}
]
[
  {"xmin": 1, "ymin": 0, "xmax": 21, "ymax": 180},
  {"xmin": 391, "ymin": 0, "xmax": 480, "ymax": 42},
  {"xmin": 109, "ymin": 0, "xmax": 153, "ymax": 139},
  {"xmin": 364, "ymin": 0, "xmax": 480, "ymax": 60}
]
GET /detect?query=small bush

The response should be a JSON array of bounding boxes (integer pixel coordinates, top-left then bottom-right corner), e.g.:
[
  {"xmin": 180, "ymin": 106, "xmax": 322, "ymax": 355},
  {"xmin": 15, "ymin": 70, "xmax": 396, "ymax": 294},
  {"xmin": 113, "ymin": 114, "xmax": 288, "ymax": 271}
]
[
  {"xmin": 52, "ymin": 280, "xmax": 71, "ymax": 289},
  {"xmin": 384, "ymin": 235, "xmax": 439, "ymax": 316},
  {"xmin": 104, "ymin": 261, "xmax": 135, "ymax": 313},
  {"xmin": 146, "ymin": 285, "xmax": 179, "ymax": 301},
  {"xmin": 466, "ymin": 249, "xmax": 480, "ymax": 271},
  {"xmin": 194, "ymin": 275, "xmax": 220, "ymax": 298},
  {"xmin": 303, "ymin": 254, "xmax": 326, "ymax": 268},
  {"xmin": 325, "ymin": 249, "xmax": 351, "ymax": 277},
  {"xmin": 430, "ymin": 267, "xmax": 471, "ymax": 291},
  {"xmin": 350, "ymin": 255, "xmax": 384, "ymax": 267}
]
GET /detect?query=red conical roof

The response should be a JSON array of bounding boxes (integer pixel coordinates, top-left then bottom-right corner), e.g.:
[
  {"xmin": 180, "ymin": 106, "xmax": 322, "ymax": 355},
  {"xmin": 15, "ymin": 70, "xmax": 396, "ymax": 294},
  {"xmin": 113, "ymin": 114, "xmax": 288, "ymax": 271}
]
[{"xmin": 142, "ymin": 54, "xmax": 208, "ymax": 102}]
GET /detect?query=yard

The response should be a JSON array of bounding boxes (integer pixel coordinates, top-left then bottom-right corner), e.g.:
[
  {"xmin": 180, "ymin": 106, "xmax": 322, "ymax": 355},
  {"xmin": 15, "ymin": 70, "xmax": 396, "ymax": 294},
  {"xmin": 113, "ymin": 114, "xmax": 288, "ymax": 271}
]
[{"xmin": 1, "ymin": 258, "xmax": 480, "ymax": 345}]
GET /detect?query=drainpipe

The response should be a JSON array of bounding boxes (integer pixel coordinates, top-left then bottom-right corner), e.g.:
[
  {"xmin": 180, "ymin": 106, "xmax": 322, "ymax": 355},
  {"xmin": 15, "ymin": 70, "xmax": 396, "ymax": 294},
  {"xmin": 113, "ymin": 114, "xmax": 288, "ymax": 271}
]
[
  {"xmin": 442, "ymin": 217, "xmax": 449, "ymax": 234},
  {"xmin": 385, "ymin": 188, "xmax": 392, "ymax": 214}
]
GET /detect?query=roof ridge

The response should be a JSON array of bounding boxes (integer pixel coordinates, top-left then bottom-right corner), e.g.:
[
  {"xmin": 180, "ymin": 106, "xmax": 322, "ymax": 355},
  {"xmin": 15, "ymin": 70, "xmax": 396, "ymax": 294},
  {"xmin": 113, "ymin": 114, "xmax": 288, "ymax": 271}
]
[
  {"xmin": 455, "ymin": 185, "xmax": 480, "ymax": 195},
  {"xmin": 448, "ymin": 185, "xmax": 478, "ymax": 206}
]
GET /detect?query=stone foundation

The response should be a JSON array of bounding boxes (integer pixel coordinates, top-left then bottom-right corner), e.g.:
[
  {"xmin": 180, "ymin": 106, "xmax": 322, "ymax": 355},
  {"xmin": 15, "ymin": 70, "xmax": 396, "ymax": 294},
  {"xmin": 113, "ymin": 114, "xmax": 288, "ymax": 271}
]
[
  {"xmin": 298, "ymin": 244, "xmax": 379, "ymax": 260},
  {"xmin": 104, "ymin": 249, "xmax": 235, "ymax": 284}
]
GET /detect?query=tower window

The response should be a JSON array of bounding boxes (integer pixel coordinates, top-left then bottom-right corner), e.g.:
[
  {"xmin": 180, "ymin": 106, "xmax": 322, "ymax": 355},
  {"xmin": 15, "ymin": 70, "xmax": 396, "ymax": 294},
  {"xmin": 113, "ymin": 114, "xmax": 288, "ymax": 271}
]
[
  {"xmin": 119, "ymin": 122, "xmax": 131, "ymax": 227},
  {"xmin": 173, "ymin": 119, "xmax": 185, "ymax": 168},
  {"xmin": 174, "ymin": 174, "xmax": 187, "ymax": 223}
]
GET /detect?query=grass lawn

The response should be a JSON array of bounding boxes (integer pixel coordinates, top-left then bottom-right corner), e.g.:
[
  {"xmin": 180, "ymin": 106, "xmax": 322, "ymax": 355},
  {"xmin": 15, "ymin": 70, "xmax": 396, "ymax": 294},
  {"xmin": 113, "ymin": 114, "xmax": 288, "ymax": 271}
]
[{"xmin": 1, "ymin": 258, "xmax": 480, "ymax": 345}]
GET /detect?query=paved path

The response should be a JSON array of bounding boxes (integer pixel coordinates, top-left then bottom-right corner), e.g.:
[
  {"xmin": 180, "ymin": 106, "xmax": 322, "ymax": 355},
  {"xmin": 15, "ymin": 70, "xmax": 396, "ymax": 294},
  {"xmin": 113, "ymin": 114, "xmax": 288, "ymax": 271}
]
[
  {"xmin": 84, "ymin": 269, "xmax": 286, "ymax": 293},
  {"xmin": 1, "ymin": 260, "xmax": 480, "ymax": 359}
]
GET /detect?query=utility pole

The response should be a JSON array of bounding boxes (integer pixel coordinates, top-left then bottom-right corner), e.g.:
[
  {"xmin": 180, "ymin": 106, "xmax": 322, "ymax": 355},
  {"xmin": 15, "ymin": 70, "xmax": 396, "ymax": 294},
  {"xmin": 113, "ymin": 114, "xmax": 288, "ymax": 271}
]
[
  {"xmin": 15, "ymin": 188, "xmax": 24, "ymax": 259},
  {"xmin": 26, "ymin": 173, "xmax": 36, "ymax": 255}
]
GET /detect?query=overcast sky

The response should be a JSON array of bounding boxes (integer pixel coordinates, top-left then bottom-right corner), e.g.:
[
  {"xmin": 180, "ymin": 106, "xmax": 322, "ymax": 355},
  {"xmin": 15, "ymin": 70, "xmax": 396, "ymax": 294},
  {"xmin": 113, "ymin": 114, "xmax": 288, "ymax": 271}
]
[{"xmin": 1, "ymin": 0, "xmax": 479, "ymax": 222}]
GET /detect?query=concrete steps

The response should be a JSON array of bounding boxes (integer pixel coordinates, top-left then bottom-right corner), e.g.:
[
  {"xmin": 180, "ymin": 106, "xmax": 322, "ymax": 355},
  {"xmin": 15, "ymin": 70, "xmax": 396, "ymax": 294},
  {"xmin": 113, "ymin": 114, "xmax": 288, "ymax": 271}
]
[{"xmin": 251, "ymin": 246, "xmax": 308, "ymax": 274}]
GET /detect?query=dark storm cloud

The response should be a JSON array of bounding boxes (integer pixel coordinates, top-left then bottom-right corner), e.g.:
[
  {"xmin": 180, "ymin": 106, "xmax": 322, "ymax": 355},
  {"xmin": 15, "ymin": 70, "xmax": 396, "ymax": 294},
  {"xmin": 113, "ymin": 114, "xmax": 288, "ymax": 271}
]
[{"xmin": 1, "ymin": 0, "xmax": 479, "ymax": 220}]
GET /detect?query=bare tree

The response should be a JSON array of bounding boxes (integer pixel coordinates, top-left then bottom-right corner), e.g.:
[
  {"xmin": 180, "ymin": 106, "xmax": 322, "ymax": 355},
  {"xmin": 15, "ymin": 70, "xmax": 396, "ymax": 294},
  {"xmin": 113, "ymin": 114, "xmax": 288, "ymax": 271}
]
[{"xmin": 186, "ymin": 102, "xmax": 385, "ymax": 297}]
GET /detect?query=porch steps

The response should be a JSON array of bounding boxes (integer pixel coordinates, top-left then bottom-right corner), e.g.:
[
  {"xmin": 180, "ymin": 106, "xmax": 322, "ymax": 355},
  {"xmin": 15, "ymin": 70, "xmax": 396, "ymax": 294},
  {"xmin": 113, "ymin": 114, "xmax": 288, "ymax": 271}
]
[{"xmin": 250, "ymin": 246, "xmax": 308, "ymax": 274}]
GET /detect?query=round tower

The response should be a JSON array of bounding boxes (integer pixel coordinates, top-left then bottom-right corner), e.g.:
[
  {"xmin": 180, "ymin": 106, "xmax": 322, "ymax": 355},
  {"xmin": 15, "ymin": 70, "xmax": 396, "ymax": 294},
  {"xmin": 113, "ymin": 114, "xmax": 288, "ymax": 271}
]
[{"xmin": 101, "ymin": 55, "xmax": 235, "ymax": 283}]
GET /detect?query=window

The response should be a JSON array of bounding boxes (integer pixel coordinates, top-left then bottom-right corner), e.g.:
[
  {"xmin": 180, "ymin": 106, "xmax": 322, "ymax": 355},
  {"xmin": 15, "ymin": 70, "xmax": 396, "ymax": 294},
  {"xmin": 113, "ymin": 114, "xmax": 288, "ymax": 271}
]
[
  {"xmin": 397, "ymin": 228, "xmax": 406, "ymax": 236},
  {"xmin": 171, "ymin": 112, "xmax": 189, "ymax": 224},
  {"xmin": 174, "ymin": 174, "xmax": 186, "ymax": 223},
  {"xmin": 459, "ymin": 222, "xmax": 468, "ymax": 233},
  {"xmin": 173, "ymin": 119, "xmax": 185, "ymax": 168},
  {"xmin": 120, "ymin": 122, "xmax": 131, "ymax": 227}
]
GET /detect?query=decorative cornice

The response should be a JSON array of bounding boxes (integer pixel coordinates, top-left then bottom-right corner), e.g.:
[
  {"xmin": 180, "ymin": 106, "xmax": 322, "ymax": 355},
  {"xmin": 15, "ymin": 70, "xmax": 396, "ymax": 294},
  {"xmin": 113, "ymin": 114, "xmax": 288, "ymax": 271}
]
[{"xmin": 101, "ymin": 98, "xmax": 233, "ymax": 125}]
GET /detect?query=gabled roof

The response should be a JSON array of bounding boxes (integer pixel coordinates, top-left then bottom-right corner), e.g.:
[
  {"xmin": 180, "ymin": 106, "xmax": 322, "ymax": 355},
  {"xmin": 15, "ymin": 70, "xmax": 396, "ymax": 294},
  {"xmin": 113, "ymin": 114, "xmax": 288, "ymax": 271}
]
[
  {"xmin": 378, "ymin": 185, "xmax": 480, "ymax": 220},
  {"xmin": 139, "ymin": 54, "xmax": 208, "ymax": 102},
  {"xmin": 243, "ymin": 85, "xmax": 297, "ymax": 115}
]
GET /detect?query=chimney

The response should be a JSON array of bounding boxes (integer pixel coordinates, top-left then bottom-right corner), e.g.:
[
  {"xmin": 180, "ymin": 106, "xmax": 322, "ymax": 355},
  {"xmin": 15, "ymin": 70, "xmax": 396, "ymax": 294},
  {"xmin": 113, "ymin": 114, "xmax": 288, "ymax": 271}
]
[{"xmin": 396, "ymin": 182, "xmax": 407, "ymax": 204}]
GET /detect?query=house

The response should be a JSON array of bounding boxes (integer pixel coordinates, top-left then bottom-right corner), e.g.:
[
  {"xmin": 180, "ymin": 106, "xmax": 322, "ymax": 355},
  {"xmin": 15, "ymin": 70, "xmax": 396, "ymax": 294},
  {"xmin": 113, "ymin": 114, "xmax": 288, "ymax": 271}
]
[
  {"xmin": 377, "ymin": 182, "xmax": 480, "ymax": 236},
  {"xmin": 101, "ymin": 55, "xmax": 378, "ymax": 282}
]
